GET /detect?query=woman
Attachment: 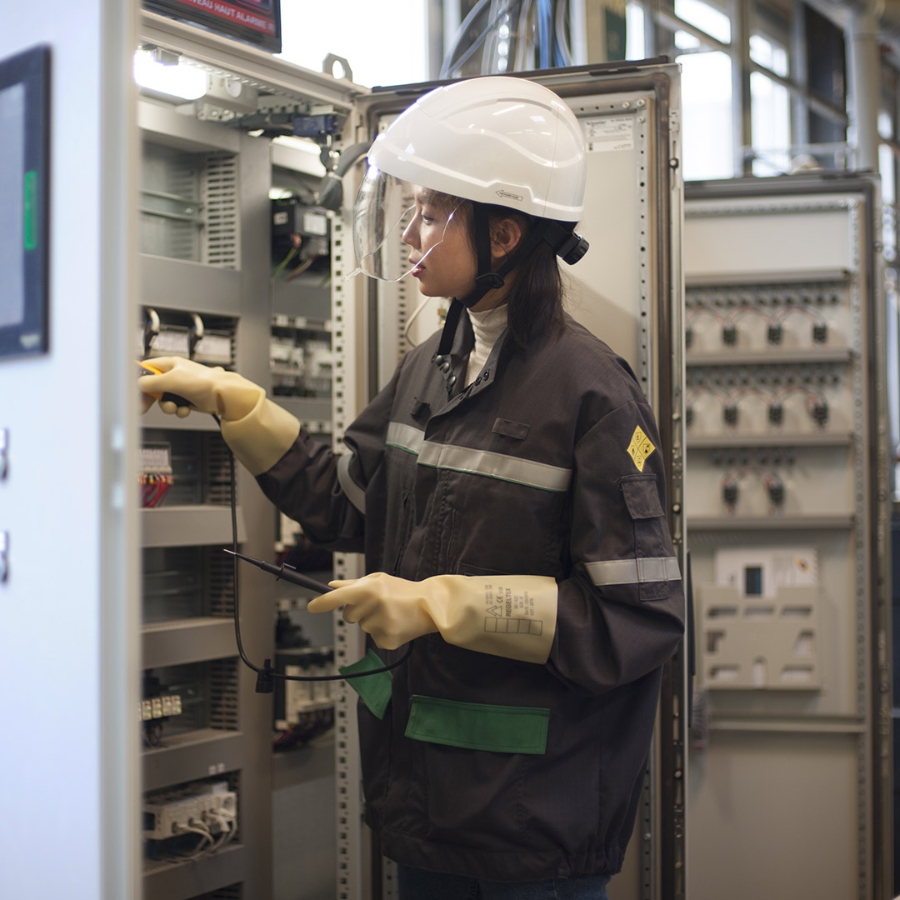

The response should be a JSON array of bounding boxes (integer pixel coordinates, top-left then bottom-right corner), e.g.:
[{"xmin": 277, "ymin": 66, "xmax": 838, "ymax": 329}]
[{"xmin": 140, "ymin": 76, "xmax": 684, "ymax": 899}]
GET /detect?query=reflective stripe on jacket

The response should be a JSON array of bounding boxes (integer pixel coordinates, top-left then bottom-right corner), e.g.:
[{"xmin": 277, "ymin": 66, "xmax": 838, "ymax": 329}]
[{"xmin": 257, "ymin": 312, "xmax": 685, "ymax": 882}]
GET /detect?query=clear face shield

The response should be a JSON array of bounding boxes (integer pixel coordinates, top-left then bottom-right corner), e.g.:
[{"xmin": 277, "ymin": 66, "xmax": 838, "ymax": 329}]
[{"xmin": 350, "ymin": 166, "xmax": 463, "ymax": 282}]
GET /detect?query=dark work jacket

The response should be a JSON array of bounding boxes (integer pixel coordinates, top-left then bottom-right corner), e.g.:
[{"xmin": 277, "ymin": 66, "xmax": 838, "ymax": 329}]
[{"xmin": 257, "ymin": 312, "xmax": 685, "ymax": 882}]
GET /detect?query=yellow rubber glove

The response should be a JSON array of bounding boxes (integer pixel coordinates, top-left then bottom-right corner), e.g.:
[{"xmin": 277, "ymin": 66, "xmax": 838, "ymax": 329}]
[
  {"xmin": 138, "ymin": 357, "xmax": 300, "ymax": 475},
  {"xmin": 308, "ymin": 572, "xmax": 558, "ymax": 664},
  {"xmin": 138, "ymin": 356, "xmax": 263, "ymax": 419}
]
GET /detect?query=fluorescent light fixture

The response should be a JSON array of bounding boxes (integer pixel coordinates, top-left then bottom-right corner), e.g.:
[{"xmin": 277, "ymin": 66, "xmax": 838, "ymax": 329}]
[{"xmin": 133, "ymin": 50, "xmax": 208, "ymax": 101}]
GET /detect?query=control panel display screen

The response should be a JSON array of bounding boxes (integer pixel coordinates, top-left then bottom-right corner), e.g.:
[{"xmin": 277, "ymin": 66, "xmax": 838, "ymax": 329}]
[{"xmin": 0, "ymin": 45, "xmax": 49, "ymax": 360}]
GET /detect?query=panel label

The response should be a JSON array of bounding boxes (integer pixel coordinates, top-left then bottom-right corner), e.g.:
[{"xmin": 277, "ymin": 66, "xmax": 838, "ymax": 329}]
[{"xmin": 582, "ymin": 116, "xmax": 635, "ymax": 153}]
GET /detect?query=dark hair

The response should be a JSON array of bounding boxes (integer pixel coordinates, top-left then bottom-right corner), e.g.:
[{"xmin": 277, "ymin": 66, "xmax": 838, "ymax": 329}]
[{"xmin": 458, "ymin": 200, "xmax": 569, "ymax": 347}]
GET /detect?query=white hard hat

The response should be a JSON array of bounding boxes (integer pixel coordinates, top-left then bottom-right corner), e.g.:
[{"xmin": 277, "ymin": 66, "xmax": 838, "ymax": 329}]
[
  {"xmin": 369, "ymin": 75, "xmax": 586, "ymax": 221},
  {"xmin": 352, "ymin": 76, "xmax": 588, "ymax": 283}
]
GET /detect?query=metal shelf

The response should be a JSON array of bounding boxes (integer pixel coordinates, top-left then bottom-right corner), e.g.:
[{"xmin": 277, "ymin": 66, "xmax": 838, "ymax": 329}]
[
  {"xmin": 144, "ymin": 729, "xmax": 244, "ymax": 792},
  {"xmin": 686, "ymin": 431, "xmax": 853, "ymax": 449},
  {"xmin": 685, "ymin": 268, "xmax": 850, "ymax": 288},
  {"xmin": 686, "ymin": 347, "xmax": 853, "ymax": 367},
  {"xmin": 142, "ymin": 506, "xmax": 247, "ymax": 548},
  {"xmin": 143, "ymin": 617, "xmax": 236, "ymax": 669},
  {"xmin": 143, "ymin": 843, "xmax": 246, "ymax": 900},
  {"xmin": 141, "ymin": 254, "xmax": 242, "ymax": 317},
  {"xmin": 689, "ymin": 515, "xmax": 854, "ymax": 531},
  {"xmin": 141, "ymin": 406, "xmax": 220, "ymax": 432},
  {"xmin": 709, "ymin": 718, "xmax": 865, "ymax": 734}
]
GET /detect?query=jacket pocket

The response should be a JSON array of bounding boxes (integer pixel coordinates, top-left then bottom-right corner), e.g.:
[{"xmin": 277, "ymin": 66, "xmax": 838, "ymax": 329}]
[
  {"xmin": 405, "ymin": 694, "xmax": 549, "ymax": 754},
  {"xmin": 491, "ymin": 417, "xmax": 530, "ymax": 441},
  {"xmin": 407, "ymin": 695, "xmax": 546, "ymax": 844},
  {"xmin": 620, "ymin": 474, "xmax": 672, "ymax": 601}
]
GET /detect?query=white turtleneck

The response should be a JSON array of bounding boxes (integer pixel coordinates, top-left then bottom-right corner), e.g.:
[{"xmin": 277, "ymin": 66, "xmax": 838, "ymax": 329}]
[{"xmin": 465, "ymin": 304, "xmax": 508, "ymax": 386}]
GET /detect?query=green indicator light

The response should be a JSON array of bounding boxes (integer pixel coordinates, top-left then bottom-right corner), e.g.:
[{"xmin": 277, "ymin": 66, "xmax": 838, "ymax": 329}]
[{"xmin": 24, "ymin": 171, "xmax": 37, "ymax": 251}]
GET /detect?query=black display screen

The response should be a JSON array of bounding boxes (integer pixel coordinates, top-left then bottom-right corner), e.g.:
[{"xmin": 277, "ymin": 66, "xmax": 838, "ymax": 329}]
[
  {"xmin": 0, "ymin": 45, "xmax": 49, "ymax": 360},
  {"xmin": 144, "ymin": 0, "xmax": 282, "ymax": 53}
]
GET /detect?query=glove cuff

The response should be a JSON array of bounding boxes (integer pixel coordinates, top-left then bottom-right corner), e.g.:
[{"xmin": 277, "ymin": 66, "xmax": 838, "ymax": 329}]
[
  {"xmin": 220, "ymin": 395, "xmax": 301, "ymax": 475},
  {"xmin": 426, "ymin": 575, "xmax": 557, "ymax": 664}
]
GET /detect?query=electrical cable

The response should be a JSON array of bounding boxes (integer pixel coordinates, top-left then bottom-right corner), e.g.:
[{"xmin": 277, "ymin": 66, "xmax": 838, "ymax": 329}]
[
  {"xmin": 212, "ymin": 414, "xmax": 413, "ymax": 690},
  {"xmin": 557, "ymin": 0, "xmax": 572, "ymax": 66},
  {"xmin": 536, "ymin": 0, "xmax": 551, "ymax": 69},
  {"xmin": 441, "ymin": 0, "xmax": 493, "ymax": 78},
  {"xmin": 174, "ymin": 823, "xmax": 212, "ymax": 855}
]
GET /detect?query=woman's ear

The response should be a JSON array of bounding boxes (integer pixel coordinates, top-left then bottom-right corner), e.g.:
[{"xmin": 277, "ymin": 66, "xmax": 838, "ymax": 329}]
[{"xmin": 490, "ymin": 216, "xmax": 524, "ymax": 262}]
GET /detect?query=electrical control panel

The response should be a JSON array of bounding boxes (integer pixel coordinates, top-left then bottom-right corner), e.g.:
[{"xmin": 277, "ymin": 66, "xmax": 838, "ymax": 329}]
[{"xmin": 684, "ymin": 178, "xmax": 890, "ymax": 900}]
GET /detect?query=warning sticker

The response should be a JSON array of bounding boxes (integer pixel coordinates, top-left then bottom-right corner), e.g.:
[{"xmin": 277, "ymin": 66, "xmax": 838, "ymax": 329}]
[
  {"xmin": 627, "ymin": 426, "xmax": 656, "ymax": 472},
  {"xmin": 582, "ymin": 116, "xmax": 635, "ymax": 153}
]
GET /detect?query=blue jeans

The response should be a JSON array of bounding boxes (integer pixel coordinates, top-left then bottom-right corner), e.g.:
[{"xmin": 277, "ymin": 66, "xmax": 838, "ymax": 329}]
[{"xmin": 396, "ymin": 864, "xmax": 611, "ymax": 900}]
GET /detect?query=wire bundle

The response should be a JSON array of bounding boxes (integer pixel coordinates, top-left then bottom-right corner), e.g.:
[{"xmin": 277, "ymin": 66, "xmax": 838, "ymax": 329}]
[
  {"xmin": 172, "ymin": 806, "xmax": 237, "ymax": 860},
  {"xmin": 440, "ymin": 0, "xmax": 574, "ymax": 79},
  {"xmin": 140, "ymin": 471, "xmax": 174, "ymax": 509}
]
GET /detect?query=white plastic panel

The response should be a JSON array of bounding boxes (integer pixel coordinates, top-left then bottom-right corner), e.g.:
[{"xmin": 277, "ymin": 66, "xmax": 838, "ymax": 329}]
[
  {"xmin": 684, "ymin": 202, "xmax": 853, "ymax": 276},
  {"xmin": 698, "ymin": 584, "xmax": 821, "ymax": 690}
]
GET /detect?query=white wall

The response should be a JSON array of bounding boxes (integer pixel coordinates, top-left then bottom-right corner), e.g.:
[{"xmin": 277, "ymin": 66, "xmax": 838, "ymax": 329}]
[
  {"xmin": 278, "ymin": 0, "xmax": 428, "ymax": 87},
  {"xmin": 0, "ymin": 4, "xmax": 139, "ymax": 899}
]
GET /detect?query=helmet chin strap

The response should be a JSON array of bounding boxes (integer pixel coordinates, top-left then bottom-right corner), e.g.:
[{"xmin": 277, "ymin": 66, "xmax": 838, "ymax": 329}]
[{"xmin": 434, "ymin": 205, "xmax": 590, "ymax": 361}]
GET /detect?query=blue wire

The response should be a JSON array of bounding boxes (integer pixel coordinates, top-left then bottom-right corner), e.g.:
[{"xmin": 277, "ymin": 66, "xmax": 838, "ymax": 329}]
[{"xmin": 537, "ymin": 0, "xmax": 551, "ymax": 69}]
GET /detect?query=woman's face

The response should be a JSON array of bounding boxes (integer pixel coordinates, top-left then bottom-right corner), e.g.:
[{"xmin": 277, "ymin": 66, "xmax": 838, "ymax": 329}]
[{"xmin": 402, "ymin": 191, "xmax": 477, "ymax": 298}]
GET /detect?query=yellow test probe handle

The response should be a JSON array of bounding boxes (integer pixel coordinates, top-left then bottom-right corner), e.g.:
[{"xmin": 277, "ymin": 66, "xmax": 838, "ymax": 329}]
[{"xmin": 137, "ymin": 361, "xmax": 193, "ymax": 410}]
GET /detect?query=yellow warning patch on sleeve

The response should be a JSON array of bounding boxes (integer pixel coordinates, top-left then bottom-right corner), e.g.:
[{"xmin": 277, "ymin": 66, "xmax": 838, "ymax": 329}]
[{"xmin": 627, "ymin": 426, "xmax": 656, "ymax": 472}]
